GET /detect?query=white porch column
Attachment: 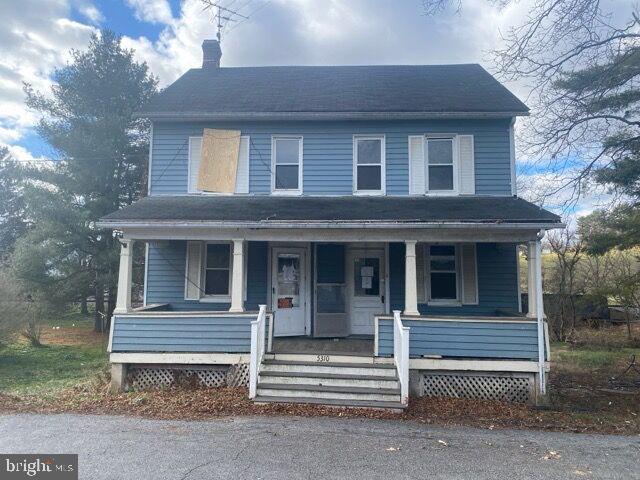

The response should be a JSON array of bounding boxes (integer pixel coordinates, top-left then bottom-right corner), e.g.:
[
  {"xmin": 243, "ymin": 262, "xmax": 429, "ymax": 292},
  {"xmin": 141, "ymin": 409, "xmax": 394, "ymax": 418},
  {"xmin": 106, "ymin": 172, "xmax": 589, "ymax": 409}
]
[
  {"xmin": 526, "ymin": 241, "xmax": 538, "ymax": 318},
  {"xmin": 229, "ymin": 239, "xmax": 245, "ymax": 313},
  {"xmin": 533, "ymin": 237, "xmax": 546, "ymax": 395},
  {"xmin": 114, "ymin": 239, "xmax": 133, "ymax": 314},
  {"xmin": 404, "ymin": 240, "xmax": 420, "ymax": 316}
]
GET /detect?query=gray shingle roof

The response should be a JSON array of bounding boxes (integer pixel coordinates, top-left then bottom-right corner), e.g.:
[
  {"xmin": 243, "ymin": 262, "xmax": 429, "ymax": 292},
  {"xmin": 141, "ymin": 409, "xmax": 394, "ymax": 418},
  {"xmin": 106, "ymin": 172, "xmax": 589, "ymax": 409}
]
[
  {"xmin": 100, "ymin": 196, "xmax": 560, "ymax": 226},
  {"xmin": 139, "ymin": 65, "xmax": 529, "ymax": 120}
]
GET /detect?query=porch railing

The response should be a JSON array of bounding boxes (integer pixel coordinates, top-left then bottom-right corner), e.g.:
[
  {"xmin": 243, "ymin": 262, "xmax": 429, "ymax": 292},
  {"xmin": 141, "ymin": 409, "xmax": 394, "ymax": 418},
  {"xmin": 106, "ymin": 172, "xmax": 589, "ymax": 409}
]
[
  {"xmin": 249, "ymin": 304, "xmax": 267, "ymax": 399},
  {"xmin": 393, "ymin": 310, "xmax": 410, "ymax": 406}
]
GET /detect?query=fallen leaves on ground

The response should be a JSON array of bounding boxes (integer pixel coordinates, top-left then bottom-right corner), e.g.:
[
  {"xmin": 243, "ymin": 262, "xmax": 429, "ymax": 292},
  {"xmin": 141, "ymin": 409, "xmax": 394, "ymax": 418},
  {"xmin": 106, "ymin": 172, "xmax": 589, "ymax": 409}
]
[{"xmin": 0, "ymin": 383, "xmax": 638, "ymax": 435}]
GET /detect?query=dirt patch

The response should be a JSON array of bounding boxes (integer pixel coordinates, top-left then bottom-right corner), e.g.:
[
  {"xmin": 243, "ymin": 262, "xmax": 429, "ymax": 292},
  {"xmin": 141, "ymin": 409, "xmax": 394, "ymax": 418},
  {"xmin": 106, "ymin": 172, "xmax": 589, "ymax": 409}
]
[
  {"xmin": 1, "ymin": 383, "xmax": 638, "ymax": 435},
  {"xmin": 39, "ymin": 325, "xmax": 105, "ymax": 347}
]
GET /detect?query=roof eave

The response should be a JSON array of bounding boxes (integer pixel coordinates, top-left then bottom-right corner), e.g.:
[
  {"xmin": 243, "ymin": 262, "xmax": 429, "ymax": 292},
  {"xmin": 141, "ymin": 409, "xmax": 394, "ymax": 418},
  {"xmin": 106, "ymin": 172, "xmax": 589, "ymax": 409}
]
[
  {"xmin": 133, "ymin": 111, "xmax": 530, "ymax": 121},
  {"xmin": 98, "ymin": 219, "xmax": 563, "ymax": 230}
]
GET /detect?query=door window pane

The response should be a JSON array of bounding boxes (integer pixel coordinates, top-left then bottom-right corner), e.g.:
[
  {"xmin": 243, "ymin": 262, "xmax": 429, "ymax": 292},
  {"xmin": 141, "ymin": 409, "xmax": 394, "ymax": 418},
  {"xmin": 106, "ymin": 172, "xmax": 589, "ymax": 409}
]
[
  {"xmin": 275, "ymin": 165, "xmax": 299, "ymax": 189},
  {"xmin": 357, "ymin": 165, "xmax": 382, "ymax": 190},
  {"xmin": 354, "ymin": 258, "xmax": 380, "ymax": 296},
  {"xmin": 204, "ymin": 243, "xmax": 230, "ymax": 296},
  {"xmin": 316, "ymin": 285, "xmax": 346, "ymax": 313},
  {"xmin": 277, "ymin": 255, "xmax": 300, "ymax": 308}
]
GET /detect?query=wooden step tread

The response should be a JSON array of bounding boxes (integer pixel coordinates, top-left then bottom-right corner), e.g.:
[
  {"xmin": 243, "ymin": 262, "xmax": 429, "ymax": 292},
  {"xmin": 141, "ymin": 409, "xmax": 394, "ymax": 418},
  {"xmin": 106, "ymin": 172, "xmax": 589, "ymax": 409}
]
[
  {"xmin": 259, "ymin": 371, "xmax": 398, "ymax": 381},
  {"xmin": 253, "ymin": 395, "xmax": 406, "ymax": 410},
  {"xmin": 262, "ymin": 360, "xmax": 396, "ymax": 369},
  {"xmin": 257, "ymin": 383, "xmax": 401, "ymax": 395}
]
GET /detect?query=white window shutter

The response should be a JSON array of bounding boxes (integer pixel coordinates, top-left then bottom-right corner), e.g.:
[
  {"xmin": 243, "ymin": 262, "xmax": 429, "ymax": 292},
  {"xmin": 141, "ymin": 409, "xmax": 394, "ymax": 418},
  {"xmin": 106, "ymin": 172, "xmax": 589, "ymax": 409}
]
[
  {"xmin": 458, "ymin": 135, "xmax": 475, "ymax": 195},
  {"xmin": 408, "ymin": 135, "xmax": 425, "ymax": 194},
  {"xmin": 235, "ymin": 136, "xmax": 250, "ymax": 194},
  {"xmin": 188, "ymin": 137, "xmax": 203, "ymax": 194},
  {"xmin": 416, "ymin": 243, "xmax": 426, "ymax": 303},
  {"xmin": 461, "ymin": 243, "xmax": 478, "ymax": 305},
  {"xmin": 185, "ymin": 241, "xmax": 203, "ymax": 300}
]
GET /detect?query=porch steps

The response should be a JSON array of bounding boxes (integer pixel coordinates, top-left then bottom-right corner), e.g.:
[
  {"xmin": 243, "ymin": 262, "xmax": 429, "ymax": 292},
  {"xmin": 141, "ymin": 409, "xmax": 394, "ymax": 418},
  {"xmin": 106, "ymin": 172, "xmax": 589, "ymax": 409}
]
[{"xmin": 254, "ymin": 359, "xmax": 405, "ymax": 410}]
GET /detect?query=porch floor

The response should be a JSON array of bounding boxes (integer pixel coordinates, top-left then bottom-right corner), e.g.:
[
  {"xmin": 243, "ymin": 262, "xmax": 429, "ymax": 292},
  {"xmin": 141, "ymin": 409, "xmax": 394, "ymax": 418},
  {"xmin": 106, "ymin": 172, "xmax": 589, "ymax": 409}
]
[{"xmin": 272, "ymin": 336, "xmax": 374, "ymax": 355}]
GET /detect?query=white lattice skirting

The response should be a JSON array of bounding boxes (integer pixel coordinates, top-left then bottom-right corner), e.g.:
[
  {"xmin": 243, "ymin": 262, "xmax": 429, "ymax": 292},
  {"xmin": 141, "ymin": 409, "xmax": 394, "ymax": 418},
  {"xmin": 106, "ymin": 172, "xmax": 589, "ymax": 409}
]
[
  {"xmin": 128, "ymin": 364, "xmax": 250, "ymax": 390},
  {"xmin": 420, "ymin": 371, "xmax": 534, "ymax": 404}
]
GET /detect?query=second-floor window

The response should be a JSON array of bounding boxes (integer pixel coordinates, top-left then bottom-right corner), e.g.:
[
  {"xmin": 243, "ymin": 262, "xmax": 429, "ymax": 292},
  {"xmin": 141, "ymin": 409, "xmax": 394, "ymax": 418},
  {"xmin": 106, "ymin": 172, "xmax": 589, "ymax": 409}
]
[
  {"xmin": 354, "ymin": 135, "xmax": 385, "ymax": 194},
  {"xmin": 272, "ymin": 136, "xmax": 302, "ymax": 194},
  {"xmin": 426, "ymin": 136, "xmax": 457, "ymax": 193}
]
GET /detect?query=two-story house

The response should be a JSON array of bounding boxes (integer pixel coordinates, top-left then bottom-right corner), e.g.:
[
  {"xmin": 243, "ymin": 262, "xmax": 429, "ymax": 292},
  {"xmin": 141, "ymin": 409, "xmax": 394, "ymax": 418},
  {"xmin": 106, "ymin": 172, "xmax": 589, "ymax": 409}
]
[{"xmin": 100, "ymin": 40, "xmax": 562, "ymax": 409}]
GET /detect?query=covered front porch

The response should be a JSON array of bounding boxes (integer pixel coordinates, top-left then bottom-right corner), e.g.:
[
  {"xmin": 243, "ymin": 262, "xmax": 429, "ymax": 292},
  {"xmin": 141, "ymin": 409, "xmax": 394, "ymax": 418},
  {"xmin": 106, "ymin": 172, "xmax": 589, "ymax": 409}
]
[{"xmin": 101, "ymin": 195, "xmax": 559, "ymax": 406}]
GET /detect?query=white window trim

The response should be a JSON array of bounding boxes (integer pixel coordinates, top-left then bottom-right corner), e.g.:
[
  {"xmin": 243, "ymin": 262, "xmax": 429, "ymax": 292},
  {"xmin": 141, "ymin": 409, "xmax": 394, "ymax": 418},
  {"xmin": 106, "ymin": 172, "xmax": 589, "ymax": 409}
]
[
  {"xmin": 271, "ymin": 135, "xmax": 303, "ymax": 195},
  {"xmin": 424, "ymin": 134, "xmax": 459, "ymax": 196},
  {"xmin": 424, "ymin": 243, "xmax": 462, "ymax": 306},
  {"xmin": 187, "ymin": 136, "xmax": 203, "ymax": 194},
  {"xmin": 200, "ymin": 241, "xmax": 233, "ymax": 303},
  {"xmin": 353, "ymin": 134, "xmax": 386, "ymax": 195}
]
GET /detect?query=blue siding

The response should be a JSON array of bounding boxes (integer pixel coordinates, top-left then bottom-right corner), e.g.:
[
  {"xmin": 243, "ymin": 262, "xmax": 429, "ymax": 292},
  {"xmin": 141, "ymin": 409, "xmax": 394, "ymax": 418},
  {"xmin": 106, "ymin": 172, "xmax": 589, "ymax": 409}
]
[
  {"xmin": 390, "ymin": 242, "xmax": 520, "ymax": 316},
  {"xmin": 111, "ymin": 314, "xmax": 254, "ymax": 352},
  {"xmin": 149, "ymin": 120, "xmax": 512, "ymax": 196},
  {"xmin": 145, "ymin": 240, "xmax": 268, "ymax": 311},
  {"xmin": 377, "ymin": 318, "xmax": 538, "ymax": 360}
]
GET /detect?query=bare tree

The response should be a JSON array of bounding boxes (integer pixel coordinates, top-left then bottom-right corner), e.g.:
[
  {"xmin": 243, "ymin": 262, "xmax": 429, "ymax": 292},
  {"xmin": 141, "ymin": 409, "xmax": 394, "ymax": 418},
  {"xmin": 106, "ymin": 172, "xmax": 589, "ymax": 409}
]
[
  {"xmin": 546, "ymin": 228, "xmax": 585, "ymax": 340},
  {"xmin": 423, "ymin": 0, "xmax": 640, "ymax": 207}
]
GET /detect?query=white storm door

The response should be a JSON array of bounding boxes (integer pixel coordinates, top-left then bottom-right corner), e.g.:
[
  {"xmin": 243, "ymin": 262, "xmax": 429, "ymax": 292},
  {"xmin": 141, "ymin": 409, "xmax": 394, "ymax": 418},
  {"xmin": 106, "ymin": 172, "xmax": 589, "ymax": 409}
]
[
  {"xmin": 348, "ymin": 249, "xmax": 385, "ymax": 335},
  {"xmin": 272, "ymin": 247, "xmax": 307, "ymax": 337}
]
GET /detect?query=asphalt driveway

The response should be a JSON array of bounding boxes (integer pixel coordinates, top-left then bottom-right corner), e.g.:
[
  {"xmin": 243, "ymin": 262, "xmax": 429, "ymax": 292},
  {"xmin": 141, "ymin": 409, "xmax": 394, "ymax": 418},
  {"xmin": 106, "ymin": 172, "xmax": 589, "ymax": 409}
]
[{"xmin": 0, "ymin": 414, "xmax": 638, "ymax": 479}]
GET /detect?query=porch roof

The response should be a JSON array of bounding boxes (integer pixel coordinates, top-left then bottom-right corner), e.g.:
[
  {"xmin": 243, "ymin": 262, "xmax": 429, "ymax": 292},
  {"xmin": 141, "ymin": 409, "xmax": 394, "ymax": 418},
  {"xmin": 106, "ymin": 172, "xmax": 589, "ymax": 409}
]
[{"xmin": 100, "ymin": 195, "xmax": 561, "ymax": 229}]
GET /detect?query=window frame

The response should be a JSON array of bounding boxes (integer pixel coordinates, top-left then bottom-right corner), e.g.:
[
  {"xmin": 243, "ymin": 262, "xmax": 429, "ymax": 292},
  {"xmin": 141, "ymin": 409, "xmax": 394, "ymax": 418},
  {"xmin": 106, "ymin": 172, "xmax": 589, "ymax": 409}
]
[
  {"xmin": 201, "ymin": 241, "xmax": 233, "ymax": 302},
  {"xmin": 353, "ymin": 134, "xmax": 386, "ymax": 195},
  {"xmin": 271, "ymin": 135, "xmax": 303, "ymax": 195},
  {"xmin": 424, "ymin": 134, "xmax": 459, "ymax": 196},
  {"xmin": 424, "ymin": 243, "xmax": 461, "ymax": 306}
]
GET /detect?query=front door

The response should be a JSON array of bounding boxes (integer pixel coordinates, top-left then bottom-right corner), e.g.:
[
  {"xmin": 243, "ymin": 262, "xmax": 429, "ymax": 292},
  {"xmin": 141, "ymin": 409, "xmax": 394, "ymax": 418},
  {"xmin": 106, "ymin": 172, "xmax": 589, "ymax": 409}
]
[
  {"xmin": 272, "ymin": 247, "xmax": 307, "ymax": 337},
  {"xmin": 348, "ymin": 249, "xmax": 385, "ymax": 335}
]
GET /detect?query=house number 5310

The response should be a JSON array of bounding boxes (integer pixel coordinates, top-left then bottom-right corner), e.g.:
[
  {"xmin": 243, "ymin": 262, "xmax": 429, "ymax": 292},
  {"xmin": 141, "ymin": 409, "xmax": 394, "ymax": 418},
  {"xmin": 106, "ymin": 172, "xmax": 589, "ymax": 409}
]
[{"xmin": 316, "ymin": 355, "xmax": 330, "ymax": 363}]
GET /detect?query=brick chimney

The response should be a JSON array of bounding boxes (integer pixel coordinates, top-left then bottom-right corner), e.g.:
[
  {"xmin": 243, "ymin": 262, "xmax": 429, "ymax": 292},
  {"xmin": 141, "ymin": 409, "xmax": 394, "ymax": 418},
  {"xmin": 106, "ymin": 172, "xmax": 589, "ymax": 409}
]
[{"xmin": 202, "ymin": 39, "xmax": 222, "ymax": 69}]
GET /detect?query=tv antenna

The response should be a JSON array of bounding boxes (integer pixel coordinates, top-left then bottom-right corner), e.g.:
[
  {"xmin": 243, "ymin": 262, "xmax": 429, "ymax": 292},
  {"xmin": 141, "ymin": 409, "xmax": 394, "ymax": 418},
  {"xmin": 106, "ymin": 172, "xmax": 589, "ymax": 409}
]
[{"xmin": 201, "ymin": 1, "xmax": 249, "ymax": 42}]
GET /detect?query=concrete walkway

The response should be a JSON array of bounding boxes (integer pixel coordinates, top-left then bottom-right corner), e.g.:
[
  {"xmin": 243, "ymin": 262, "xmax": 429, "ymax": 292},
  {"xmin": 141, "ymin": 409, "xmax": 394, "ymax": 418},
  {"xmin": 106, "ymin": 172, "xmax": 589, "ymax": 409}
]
[{"xmin": 1, "ymin": 414, "xmax": 638, "ymax": 479}]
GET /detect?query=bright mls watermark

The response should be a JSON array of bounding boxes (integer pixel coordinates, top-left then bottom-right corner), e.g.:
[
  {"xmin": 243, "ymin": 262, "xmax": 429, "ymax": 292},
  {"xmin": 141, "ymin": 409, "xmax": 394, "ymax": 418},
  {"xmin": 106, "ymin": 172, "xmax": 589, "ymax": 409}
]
[{"xmin": 1, "ymin": 455, "xmax": 77, "ymax": 479}]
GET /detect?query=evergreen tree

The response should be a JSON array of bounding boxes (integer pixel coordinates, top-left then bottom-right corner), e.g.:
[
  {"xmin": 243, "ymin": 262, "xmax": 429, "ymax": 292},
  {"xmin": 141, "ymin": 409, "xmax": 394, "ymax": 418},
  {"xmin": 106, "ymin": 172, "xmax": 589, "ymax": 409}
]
[{"xmin": 12, "ymin": 30, "xmax": 157, "ymax": 330}]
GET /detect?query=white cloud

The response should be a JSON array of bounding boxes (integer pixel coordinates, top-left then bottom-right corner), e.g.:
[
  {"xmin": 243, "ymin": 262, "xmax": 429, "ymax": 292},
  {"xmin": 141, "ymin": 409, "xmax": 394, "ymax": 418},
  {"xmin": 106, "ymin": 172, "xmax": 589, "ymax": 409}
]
[
  {"xmin": 78, "ymin": 4, "xmax": 104, "ymax": 25},
  {"xmin": 0, "ymin": 0, "xmax": 96, "ymax": 156},
  {"xmin": 125, "ymin": 0, "xmax": 174, "ymax": 25}
]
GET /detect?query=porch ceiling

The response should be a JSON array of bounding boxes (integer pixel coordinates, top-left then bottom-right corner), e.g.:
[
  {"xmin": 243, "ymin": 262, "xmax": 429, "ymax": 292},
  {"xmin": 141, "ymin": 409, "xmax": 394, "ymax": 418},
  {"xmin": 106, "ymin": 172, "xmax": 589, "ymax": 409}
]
[{"xmin": 100, "ymin": 195, "xmax": 561, "ymax": 229}]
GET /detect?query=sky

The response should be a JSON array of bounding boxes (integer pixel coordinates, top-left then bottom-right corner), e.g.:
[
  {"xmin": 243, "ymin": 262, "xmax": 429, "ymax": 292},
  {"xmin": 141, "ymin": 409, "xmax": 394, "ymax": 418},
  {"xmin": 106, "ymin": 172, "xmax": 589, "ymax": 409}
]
[{"xmin": 0, "ymin": 0, "xmax": 611, "ymax": 219}]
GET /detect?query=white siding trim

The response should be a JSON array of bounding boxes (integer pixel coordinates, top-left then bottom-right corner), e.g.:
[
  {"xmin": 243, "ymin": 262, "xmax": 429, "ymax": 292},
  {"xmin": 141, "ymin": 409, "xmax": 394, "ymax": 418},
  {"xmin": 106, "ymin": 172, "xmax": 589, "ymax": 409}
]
[
  {"xmin": 187, "ymin": 136, "xmax": 203, "ymax": 194},
  {"xmin": 147, "ymin": 123, "xmax": 154, "ymax": 195},
  {"xmin": 408, "ymin": 135, "xmax": 425, "ymax": 195},
  {"xmin": 510, "ymin": 118, "xmax": 517, "ymax": 195},
  {"xmin": 143, "ymin": 242, "xmax": 149, "ymax": 307}
]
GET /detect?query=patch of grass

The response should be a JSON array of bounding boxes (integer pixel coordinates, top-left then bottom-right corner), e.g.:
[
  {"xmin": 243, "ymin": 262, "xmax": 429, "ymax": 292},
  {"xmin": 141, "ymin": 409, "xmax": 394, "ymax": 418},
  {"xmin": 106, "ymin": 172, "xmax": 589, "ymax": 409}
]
[
  {"xmin": 0, "ymin": 315, "xmax": 108, "ymax": 396},
  {"xmin": 552, "ymin": 343, "xmax": 640, "ymax": 371}
]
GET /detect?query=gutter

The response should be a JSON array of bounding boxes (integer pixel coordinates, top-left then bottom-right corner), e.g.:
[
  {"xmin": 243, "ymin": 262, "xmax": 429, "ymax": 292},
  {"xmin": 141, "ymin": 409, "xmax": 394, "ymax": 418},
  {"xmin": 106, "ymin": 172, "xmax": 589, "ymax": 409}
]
[
  {"xmin": 97, "ymin": 220, "xmax": 564, "ymax": 230},
  {"xmin": 133, "ymin": 111, "xmax": 530, "ymax": 121}
]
